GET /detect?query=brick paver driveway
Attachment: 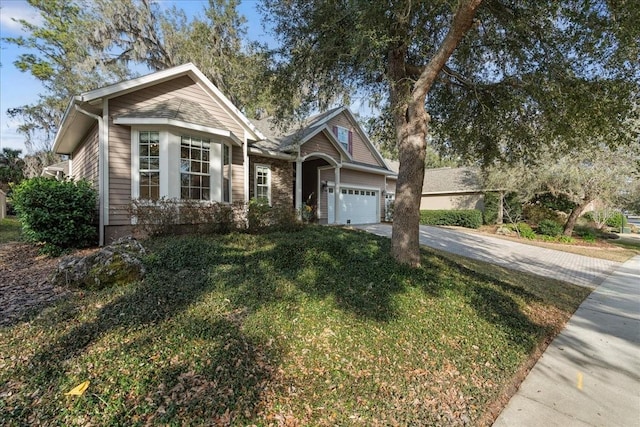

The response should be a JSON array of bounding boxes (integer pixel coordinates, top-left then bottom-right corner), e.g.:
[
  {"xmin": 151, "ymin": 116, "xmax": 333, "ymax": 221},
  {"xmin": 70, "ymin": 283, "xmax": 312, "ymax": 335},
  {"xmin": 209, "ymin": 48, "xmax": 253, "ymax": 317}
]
[{"xmin": 354, "ymin": 224, "xmax": 620, "ymax": 288}]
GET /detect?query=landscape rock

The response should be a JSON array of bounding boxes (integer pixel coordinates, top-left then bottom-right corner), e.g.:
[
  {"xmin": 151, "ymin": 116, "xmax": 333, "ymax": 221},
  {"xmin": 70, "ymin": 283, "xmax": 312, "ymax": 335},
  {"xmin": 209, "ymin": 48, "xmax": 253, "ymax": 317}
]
[
  {"xmin": 496, "ymin": 225, "xmax": 513, "ymax": 236},
  {"xmin": 51, "ymin": 236, "xmax": 146, "ymax": 289}
]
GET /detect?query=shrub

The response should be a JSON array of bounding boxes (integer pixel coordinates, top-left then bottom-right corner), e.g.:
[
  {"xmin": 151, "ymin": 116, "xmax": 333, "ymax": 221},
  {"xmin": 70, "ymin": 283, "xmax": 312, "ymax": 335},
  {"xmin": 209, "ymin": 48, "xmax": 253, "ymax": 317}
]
[
  {"xmin": 531, "ymin": 192, "xmax": 577, "ymax": 214},
  {"xmin": 505, "ymin": 222, "xmax": 536, "ymax": 239},
  {"xmin": 523, "ymin": 203, "xmax": 563, "ymax": 225},
  {"xmin": 248, "ymin": 198, "xmax": 302, "ymax": 233},
  {"xmin": 130, "ymin": 198, "xmax": 244, "ymax": 237},
  {"xmin": 420, "ymin": 209, "xmax": 483, "ymax": 229},
  {"xmin": 537, "ymin": 219, "xmax": 564, "ymax": 237},
  {"xmin": 11, "ymin": 177, "xmax": 97, "ymax": 255},
  {"xmin": 483, "ymin": 192, "xmax": 522, "ymax": 225},
  {"xmin": 606, "ymin": 212, "xmax": 626, "ymax": 229}
]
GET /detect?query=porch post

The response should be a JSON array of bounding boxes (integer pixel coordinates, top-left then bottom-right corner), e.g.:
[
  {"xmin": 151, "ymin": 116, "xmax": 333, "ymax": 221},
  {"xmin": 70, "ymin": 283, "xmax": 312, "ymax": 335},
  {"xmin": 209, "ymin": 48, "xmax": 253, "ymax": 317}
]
[
  {"xmin": 334, "ymin": 166, "xmax": 341, "ymax": 224},
  {"xmin": 296, "ymin": 157, "xmax": 303, "ymax": 218}
]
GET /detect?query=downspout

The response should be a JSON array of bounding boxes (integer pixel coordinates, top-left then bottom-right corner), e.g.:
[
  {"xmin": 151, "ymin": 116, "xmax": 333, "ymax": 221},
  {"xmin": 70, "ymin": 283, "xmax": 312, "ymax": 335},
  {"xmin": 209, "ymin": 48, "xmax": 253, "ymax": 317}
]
[{"xmin": 74, "ymin": 105, "xmax": 105, "ymax": 246}]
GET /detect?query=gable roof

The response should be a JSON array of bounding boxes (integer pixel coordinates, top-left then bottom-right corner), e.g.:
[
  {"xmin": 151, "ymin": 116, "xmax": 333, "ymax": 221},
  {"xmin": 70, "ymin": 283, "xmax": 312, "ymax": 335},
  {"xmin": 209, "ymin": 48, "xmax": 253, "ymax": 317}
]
[
  {"xmin": 53, "ymin": 63, "xmax": 264, "ymax": 153},
  {"xmin": 384, "ymin": 164, "xmax": 485, "ymax": 194},
  {"xmin": 423, "ymin": 167, "xmax": 484, "ymax": 194},
  {"xmin": 116, "ymin": 97, "xmax": 226, "ymax": 129},
  {"xmin": 250, "ymin": 107, "xmax": 391, "ymax": 171}
]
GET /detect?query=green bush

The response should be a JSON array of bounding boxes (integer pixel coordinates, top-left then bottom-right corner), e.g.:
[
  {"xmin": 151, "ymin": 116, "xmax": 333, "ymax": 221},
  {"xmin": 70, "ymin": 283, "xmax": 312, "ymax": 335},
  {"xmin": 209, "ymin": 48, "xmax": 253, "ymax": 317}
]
[
  {"xmin": 130, "ymin": 198, "xmax": 244, "ymax": 236},
  {"xmin": 537, "ymin": 219, "xmax": 564, "ymax": 237},
  {"xmin": 248, "ymin": 198, "xmax": 302, "ymax": 233},
  {"xmin": 506, "ymin": 222, "xmax": 536, "ymax": 239},
  {"xmin": 483, "ymin": 192, "xmax": 522, "ymax": 225},
  {"xmin": 11, "ymin": 177, "xmax": 97, "ymax": 255},
  {"xmin": 523, "ymin": 203, "xmax": 563, "ymax": 225},
  {"xmin": 420, "ymin": 209, "xmax": 483, "ymax": 229},
  {"xmin": 606, "ymin": 212, "xmax": 627, "ymax": 229}
]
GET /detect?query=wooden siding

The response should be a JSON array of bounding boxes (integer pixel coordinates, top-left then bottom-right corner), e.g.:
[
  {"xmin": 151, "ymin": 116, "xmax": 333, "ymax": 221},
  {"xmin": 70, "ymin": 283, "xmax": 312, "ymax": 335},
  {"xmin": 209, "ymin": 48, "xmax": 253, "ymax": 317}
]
[
  {"xmin": 231, "ymin": 145, "xmax": 245, "ymax": 202},
  {"xmin": 327, "ymin": 113, "xmax": 383, "ymax": 167},
  {"xmin": 71, "ymin": 123, "xmax": 99, "ymax": 188},
  {"xmin": 107, "ymin": 75, "xmax": 249, "ymax": 224},
  {"xmin": 386, "ymin": 177, "xmax": 397, "ymax": 194},
  {"xmin": 300, "ymin": 132, "xmax": 341, "ymax": 162}
]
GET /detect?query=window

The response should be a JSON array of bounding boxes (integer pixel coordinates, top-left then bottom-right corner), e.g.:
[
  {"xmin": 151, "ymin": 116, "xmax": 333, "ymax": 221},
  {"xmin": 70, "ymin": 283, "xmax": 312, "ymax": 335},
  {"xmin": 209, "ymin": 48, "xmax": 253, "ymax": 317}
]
[
  {"xmin": 139, "ymin": 131, "xmax": 160, "ymax": 200},
  {"xmin": 180, "ymin": 135, "xmax": 211, "ymax": 200},
  {"xmin": 255, "ymin": 164, "xmax": 271, "ymax": 203},
  {"xmin": 223, "ymin": 144, "xmax": 231, "ymax": 202},
  {"xmin": 333, "ymin": 125, "xmax": 351, "ymax": 153}
]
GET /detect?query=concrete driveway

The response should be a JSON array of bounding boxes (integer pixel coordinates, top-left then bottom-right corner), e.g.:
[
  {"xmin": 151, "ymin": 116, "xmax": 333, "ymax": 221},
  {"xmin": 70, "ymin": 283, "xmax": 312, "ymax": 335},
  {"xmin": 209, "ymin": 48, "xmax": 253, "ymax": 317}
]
[{"xmin": 354, "ymin": 223, "xmax": 620, "ymax": 288}]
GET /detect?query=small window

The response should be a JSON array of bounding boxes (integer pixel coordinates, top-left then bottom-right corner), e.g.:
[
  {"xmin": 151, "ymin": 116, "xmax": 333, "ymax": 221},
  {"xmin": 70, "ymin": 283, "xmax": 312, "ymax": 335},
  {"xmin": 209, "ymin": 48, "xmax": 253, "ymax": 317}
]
[
  {"xmin": 328, "ymin": 188, "xmax": 334, "ymax": 194},
  {"xmin": 333, "ymin": 125, "xmax": 351, "ymax": 153},
  {"xmin": 342, "ymin": 189, "xmax": 347, "ymax": 194},
  {"xmin": 139, "ymin": 131, "xmax": 160, "ymax": 200},
  {"xmin": 348, "ymin": 189, "xmax": 353, "ymax": 195},
  {"xmin": 255, "ymin": 164, "xmax": 271, "ymax": 203},
  {"xmin": 223, "ymin": 144, "xmax": 231, "ymax": 202},
  {"xmin": 180, "ymin": 135, "xmax": 211, "ymax": 200}
]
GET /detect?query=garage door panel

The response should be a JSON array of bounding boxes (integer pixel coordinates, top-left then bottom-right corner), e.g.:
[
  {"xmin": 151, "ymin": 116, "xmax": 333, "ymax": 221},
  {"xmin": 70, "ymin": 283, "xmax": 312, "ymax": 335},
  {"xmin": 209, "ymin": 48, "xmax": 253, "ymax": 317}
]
[{"xmin": 338, "ymin": 187, "xmax": 378, "ymax": 224}]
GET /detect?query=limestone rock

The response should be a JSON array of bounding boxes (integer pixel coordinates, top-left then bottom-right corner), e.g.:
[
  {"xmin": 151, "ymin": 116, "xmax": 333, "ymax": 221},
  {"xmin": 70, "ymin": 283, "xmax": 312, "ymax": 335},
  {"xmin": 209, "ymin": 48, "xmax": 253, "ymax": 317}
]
[{"xmin": 51, "ymin": 236, "xmax": 146, "ymax": 289}]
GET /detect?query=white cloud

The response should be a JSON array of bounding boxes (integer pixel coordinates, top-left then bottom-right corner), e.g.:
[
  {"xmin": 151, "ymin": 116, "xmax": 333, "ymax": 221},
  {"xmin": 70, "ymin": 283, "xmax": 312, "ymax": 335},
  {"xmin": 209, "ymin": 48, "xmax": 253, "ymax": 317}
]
[{"xmin": 0, "ymin": 0, "xmax": 43, "ymax": 36}]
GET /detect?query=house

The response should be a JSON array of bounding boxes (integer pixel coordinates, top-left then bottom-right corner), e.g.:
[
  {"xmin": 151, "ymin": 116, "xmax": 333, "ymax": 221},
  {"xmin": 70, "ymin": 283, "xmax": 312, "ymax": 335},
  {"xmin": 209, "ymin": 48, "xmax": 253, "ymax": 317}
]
[
  {"xmin": 385, "ymin": 165, "xmax": 486, "ymax": 212},
  {"xmin": 52, "ymin": 63, "xmax": 396, "ymax": 245}
]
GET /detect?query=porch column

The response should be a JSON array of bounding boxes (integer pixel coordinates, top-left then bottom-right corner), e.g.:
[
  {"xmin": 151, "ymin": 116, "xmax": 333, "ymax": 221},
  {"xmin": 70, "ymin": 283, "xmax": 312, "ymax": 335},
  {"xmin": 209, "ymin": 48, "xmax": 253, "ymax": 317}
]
[
  {"xmin": 334, "ymin": 166, "xmax": 341, "ymax": 224},
  {"xmin": 296, "ymin": 157, "xmax": 303, "ymax": 217}
]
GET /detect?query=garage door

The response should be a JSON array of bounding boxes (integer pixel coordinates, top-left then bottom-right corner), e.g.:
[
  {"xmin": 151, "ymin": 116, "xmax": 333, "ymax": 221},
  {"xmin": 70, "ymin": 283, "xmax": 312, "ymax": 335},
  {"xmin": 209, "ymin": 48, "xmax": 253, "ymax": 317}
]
[{"xmin": 328, "ymin": 187, "xmax": 379, "ymax": 224}]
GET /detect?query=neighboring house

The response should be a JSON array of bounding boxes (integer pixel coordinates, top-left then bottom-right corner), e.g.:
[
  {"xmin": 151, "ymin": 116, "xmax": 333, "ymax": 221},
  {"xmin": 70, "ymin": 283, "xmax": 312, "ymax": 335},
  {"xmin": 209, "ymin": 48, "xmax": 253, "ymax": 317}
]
[
  {"xmin": 385, "ymin": 164, "xmax": 486, "ymax": 211},
  {"xmin": 52, "ymin": 63, "xmax": 396, "ymax": 245}
]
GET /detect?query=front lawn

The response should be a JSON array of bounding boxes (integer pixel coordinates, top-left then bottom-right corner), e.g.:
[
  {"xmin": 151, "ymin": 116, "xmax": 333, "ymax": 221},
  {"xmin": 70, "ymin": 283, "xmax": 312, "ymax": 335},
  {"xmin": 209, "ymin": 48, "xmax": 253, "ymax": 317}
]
[
  {"xmin": 0, "ymin": 226, "xmax": 590, "ymax": 426},
  {"xmin": 0, "ymin": 216, "xmax": 21, "ymax": 243}
]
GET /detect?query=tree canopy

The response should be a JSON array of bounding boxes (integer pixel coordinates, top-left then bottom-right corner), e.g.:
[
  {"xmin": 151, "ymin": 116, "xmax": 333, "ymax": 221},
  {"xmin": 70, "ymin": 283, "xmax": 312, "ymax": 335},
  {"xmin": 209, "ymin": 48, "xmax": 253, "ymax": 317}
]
[
  {"xmin": 262, "ymin": 0, "xmax": 639, "ymax": 265},
  {"xmin": 3, "ymin": 0, "xmax": 274, "ymax": 155}
]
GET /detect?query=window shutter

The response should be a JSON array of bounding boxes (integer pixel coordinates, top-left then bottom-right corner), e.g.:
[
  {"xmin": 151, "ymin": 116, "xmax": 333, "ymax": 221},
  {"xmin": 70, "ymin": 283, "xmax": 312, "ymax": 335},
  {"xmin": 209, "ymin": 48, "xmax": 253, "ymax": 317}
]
[
  {"xmin": 332, "ymin": 125, "xmax": 338, "ymax": 137},
  {"xmin": 348, "ymin": 130, "xmax": 353, "ymax": 155}
]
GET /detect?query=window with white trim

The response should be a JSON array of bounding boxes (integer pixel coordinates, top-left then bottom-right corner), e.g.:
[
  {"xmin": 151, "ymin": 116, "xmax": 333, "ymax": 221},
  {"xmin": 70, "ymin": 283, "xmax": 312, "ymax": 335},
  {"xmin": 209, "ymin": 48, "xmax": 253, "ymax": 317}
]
[
  {"xmin": 180, "ymin": 135, "xmax": 211, "ymax": 200},
  {"xmin": 223, "ymin": 144, "xmax": 231, "ymax": 202},
  {"xmin": 139, "ymin": 131, "xmax": 160, "ymax": 200},
  {"xmin": 255, "ymin": 164, "xmax": 271, "ymax": 203},
  {"xmin": 335, "ymin": 125, "xmax": 349, "ymax": 151}
]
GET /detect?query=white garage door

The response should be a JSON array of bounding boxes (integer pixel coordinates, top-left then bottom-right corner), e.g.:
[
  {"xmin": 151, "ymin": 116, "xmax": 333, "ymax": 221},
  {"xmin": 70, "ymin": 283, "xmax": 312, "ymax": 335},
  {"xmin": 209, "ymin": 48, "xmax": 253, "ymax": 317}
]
[{"xmin": 328, "ymin": 187, "xmax": 379, "ymax": 224}]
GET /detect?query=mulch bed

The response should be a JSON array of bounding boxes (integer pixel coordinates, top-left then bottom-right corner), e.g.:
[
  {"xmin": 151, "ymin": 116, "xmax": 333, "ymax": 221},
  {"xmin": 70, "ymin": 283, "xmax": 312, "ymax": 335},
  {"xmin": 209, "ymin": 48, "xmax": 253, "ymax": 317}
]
[{"xmin": 0, "ymin": 243, "xmax": 96, "ymax": 327}]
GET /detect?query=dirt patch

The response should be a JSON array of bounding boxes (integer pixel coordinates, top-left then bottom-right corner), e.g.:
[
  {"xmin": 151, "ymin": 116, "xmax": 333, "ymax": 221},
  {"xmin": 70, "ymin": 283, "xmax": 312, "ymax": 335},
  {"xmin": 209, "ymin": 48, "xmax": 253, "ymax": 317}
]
[{"xmin": 0, "ymin": 242, "xmax": 97, "ymax": 326}]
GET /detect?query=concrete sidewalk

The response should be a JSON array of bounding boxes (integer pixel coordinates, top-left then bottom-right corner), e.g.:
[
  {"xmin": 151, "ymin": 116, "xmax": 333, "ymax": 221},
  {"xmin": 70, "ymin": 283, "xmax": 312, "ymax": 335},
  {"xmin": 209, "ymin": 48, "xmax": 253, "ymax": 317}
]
[
  {"xmin": 493, "ymin": 255, "xmax": 640, "ymax": 427},
  {"xmin": 352, "ymin": 224, "xmax": 639, "ymax": 426}
]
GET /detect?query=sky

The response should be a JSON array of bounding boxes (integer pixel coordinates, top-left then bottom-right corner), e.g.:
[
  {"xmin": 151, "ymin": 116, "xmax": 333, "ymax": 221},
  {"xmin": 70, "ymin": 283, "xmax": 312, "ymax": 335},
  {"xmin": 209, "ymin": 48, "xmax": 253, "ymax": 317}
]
[{"xmin": 0, "ymin": 0, "xmax": 274, "ymax": 153}]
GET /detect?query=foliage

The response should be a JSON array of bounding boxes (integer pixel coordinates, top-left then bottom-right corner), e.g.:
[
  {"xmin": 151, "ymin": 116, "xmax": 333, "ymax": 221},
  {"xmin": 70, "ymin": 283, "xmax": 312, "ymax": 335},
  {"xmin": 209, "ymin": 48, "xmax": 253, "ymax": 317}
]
[
  {"xmin": 483, "ymin": 192, "xmax": 522, "ymax": 225},
  {"xmin": 606, "ymin": 212, "xmax": 627, "ymax": 229},
  {"xmin": 11, "ymin": 177, "xmax": 97, "ymax": 255},
  {"xmin": 0, "ymin": 148, "xmax": 25, "ymax": 192},
  {"xmin": 531, "ymin": 193, "xmax": 577, "ymax": 214},
  {"xmin": 522, "ymin": 203, "xmax": 563, "ymax": 225},
  {"xmin": 248, "ymin": 198, "xmax": 302, "ymax": 233},
  {"xmin": 419, "ymin": 209, "xmax": 482, "ymax": 229},
  {"xmin": 262, "ymin": 0, "xmax": 639, "ymax": 264},
  {"xmin": 537, "ymin": 220, "xmax": 564, "ymax": 237},
  {"xmin": 129, "ymin": 198, "xmax": 245, "ymax": 237},
  {"xmin": 0, "ymin": 227, "xmax": 590, "ymax": 425},
  {"xmin": 0, "ymin": 216, "xmax": 22, "ymax": 244},
  {"xmin": 506, "ymin": 223, "xmax": 536, "ymax": 240}
]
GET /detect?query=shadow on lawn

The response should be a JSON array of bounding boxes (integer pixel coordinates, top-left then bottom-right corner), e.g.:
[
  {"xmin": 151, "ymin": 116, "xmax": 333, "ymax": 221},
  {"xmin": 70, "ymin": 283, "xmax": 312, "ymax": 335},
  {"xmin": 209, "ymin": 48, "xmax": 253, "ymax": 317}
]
[
  {"xmin": 23, "ymin": 235, "xmax": 282, "ymax": 423},
  {"xmin": 21, "ymin": 227, "xmax": 555, "ymax": 423}
]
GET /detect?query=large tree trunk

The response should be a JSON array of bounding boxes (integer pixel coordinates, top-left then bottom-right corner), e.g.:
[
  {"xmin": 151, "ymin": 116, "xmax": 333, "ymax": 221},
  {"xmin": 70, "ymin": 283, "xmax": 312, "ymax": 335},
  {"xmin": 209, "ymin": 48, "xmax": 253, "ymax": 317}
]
[
  {"xmin": 390, "ymin": 0, "xmax": 483, "ymax": 266},
  {"xmin": 563, "ymin": 199, "xmax": 592, "ymax": 236}
]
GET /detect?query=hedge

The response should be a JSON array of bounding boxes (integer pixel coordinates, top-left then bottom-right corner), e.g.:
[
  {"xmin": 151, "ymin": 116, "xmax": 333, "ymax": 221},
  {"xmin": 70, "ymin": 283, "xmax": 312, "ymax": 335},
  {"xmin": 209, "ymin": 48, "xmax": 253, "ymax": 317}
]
[{"xmin": 419, "ymin": 209, "xmax": 483, "ymax": 229}]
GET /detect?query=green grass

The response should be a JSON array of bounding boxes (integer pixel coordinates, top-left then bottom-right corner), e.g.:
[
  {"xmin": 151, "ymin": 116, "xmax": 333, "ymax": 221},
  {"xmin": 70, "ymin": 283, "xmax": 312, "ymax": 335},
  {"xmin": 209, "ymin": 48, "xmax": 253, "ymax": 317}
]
[
  {"xmin": 0, "ymin": 216, "xmax": 21, "ymax": 243},
  {"xmin": 0, "ymin": 226, "xmax": 590, "ymax": 426}
]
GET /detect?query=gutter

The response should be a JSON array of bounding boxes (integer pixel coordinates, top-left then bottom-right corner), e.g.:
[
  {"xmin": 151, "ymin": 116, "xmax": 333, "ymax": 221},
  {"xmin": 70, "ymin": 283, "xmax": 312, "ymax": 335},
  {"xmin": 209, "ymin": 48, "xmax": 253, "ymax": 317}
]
[{"xmin": 74, "ymin": 105, "xmax": 105, "ymax": 247}]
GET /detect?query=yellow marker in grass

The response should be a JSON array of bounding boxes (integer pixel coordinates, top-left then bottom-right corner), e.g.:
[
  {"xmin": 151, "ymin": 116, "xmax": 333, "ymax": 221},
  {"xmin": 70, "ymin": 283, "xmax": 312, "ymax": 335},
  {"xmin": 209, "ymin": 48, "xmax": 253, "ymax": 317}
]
[
  {"xmin": 577, "ymin": 372, "xmax": 583, "ymax": 391},
  {"xmin": 65, "ymin": 381, "xmax": 90, "ymax": 396}
]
